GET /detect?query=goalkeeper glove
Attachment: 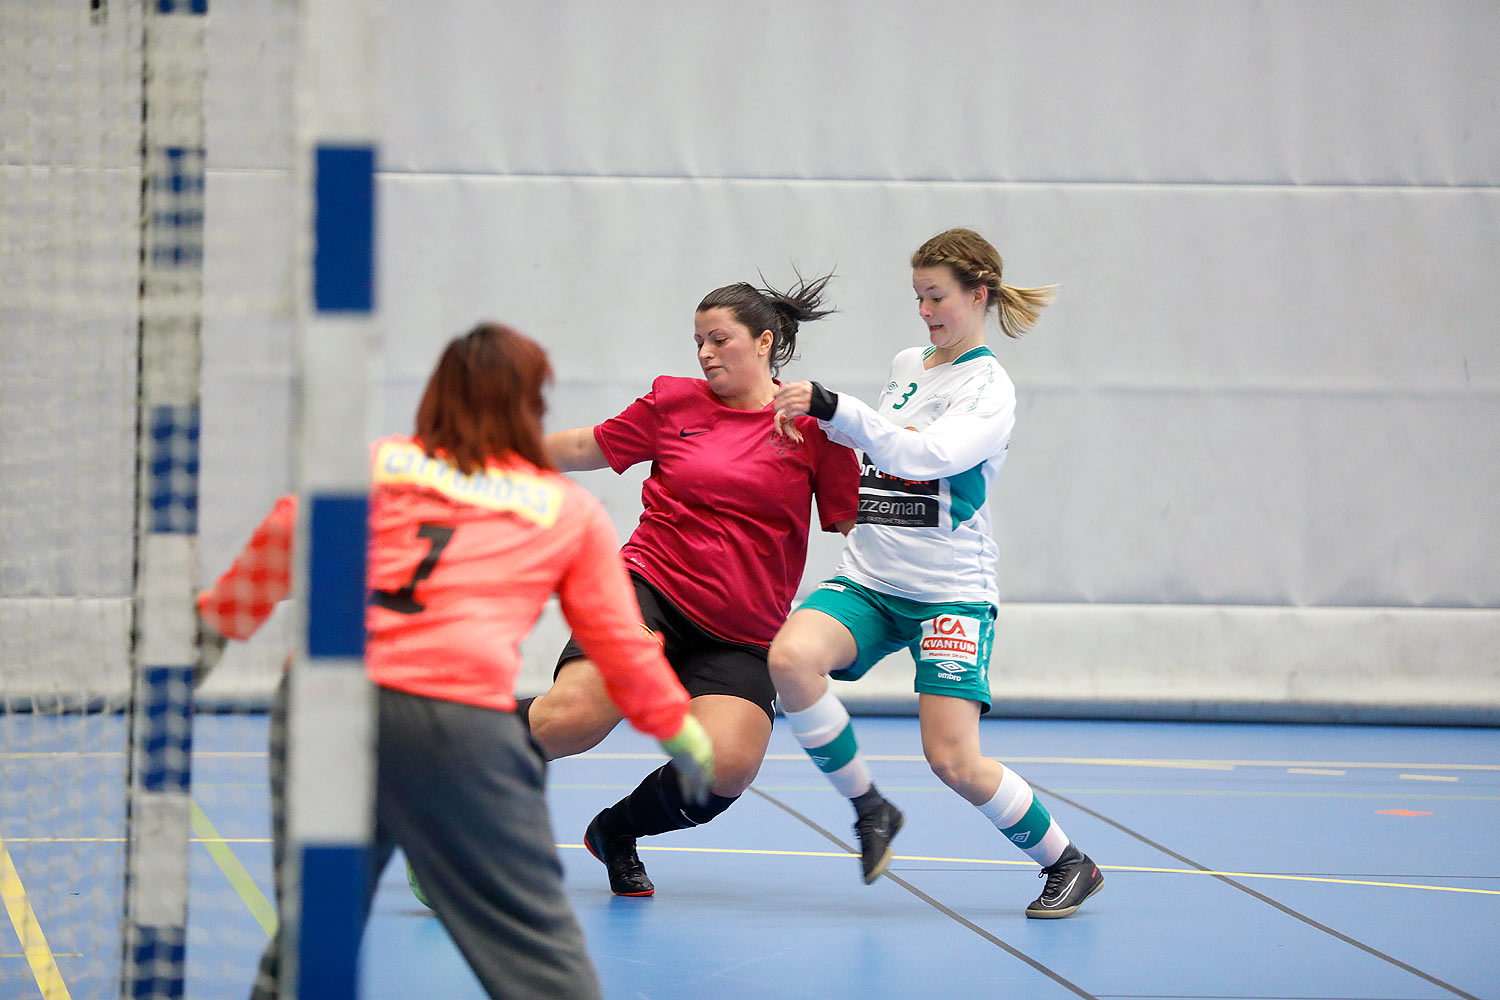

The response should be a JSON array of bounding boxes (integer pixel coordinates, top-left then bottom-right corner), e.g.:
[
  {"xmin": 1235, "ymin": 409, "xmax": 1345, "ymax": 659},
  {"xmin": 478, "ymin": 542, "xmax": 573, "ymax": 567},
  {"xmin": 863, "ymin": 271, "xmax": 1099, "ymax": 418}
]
[
  {"xmin": 658, "ymin": 714, "xmax": 715, "ymax": 807},
  {"xmin": 406, "ymin": 858, "xmax": 431, "ymax": 909}
]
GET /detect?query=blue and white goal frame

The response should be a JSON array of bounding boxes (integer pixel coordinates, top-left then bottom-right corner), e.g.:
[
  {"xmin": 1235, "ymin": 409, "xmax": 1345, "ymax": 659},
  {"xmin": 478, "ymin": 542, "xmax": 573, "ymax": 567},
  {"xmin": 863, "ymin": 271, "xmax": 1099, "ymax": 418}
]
[
  {"xmin": 124, "ymin": 2, "xmax": 208, "ymax": 997},
  {"xmin": 281, "ymin": 1, "xmax": 379, "ymax": 997},
  {"xmin": 127, "ymin": 2, "xmax": 378, "ymax": 998}
]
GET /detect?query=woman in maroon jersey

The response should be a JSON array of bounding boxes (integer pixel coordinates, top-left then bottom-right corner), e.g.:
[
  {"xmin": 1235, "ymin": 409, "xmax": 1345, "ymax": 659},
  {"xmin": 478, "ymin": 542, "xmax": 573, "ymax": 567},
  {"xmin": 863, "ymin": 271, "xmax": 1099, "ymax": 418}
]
[{"xmin": 520, "ymin": 272, "xmax": 860, "ymax": 897}]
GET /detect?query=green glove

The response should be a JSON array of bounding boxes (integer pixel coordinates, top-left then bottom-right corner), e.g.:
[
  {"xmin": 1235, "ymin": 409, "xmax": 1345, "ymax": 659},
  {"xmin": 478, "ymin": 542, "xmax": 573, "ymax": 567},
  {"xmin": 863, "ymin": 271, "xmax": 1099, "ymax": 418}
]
[
  {"xmin": 658, "ymin": 714, "xmax": 715, "ymax": 807},
  {"xmin": 406, "ymin": 858, "xmax": 431, "ymax": 909}
]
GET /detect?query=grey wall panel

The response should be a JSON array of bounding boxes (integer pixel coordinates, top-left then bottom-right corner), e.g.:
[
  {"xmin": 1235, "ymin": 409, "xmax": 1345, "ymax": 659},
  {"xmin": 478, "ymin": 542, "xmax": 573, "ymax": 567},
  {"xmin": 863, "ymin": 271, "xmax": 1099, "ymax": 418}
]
[
  {"xmin": 1001, "ymin": 387, "xmax": 1500, "ymax": 607},
  {"xmin": 19, "ymin": 1, "xmax": 1493, "ymax": 708},
  {"xmin": 199, "ymin": 169, "xmax": 299, "ymax": 575},
  {"xmin": 375, "ymin": 176, "xmax": 1500, "ymax": 394},
  {"xmin": 1, "ymin": 160, "xmax": 141, "ymax": 599},
  {"xmin": 372, "ymin": 173, "xmax": 1499, "ymax": 608},
  {"xmin": 381, "ymin": 0, "xmax": 1500, "ymax": 185},
  {"xmin": 0, "ymin": 1, "xmax": 143, "ymax": 170},
  {"xmin": 1302, "ymin": 392, "xmax": 1500, "ymax": 608},
  {"xmin": 203, "ymin": 0, "xmax": 298, "ymax": 171}
]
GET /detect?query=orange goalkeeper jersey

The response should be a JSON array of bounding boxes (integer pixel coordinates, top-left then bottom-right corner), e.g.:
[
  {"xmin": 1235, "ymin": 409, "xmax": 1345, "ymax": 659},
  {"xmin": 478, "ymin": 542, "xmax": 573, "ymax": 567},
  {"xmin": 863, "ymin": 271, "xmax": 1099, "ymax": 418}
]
[{"xmin": 197, "ymin": 435, "xmax": 690, "ymax": 740}]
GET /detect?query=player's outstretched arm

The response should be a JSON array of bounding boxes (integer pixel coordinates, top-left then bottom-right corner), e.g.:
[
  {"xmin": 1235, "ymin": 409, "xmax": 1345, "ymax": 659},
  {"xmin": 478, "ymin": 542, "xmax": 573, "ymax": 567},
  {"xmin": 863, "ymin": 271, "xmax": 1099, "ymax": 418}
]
[
  {"xmin": 195, "ymin": 494, "xmax": 298, "ymax": 682},
  {"xmin": 545, "ymin": 427, "xmax": 609, "ymax": 472}
]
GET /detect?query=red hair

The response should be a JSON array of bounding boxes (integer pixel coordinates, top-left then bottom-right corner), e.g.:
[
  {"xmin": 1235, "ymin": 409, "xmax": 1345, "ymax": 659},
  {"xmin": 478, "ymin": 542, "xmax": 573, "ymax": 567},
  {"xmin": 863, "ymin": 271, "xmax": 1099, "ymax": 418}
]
[{"xmin": 414, "ymin": 322, "xmax": 556, "ymax": 474}]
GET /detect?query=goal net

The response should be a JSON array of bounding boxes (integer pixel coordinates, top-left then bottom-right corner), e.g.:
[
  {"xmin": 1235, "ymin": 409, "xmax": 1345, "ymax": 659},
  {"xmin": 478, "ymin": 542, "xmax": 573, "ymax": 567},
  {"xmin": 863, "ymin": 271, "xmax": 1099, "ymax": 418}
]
[{"xmin": 1, "ymin": 1, "xmax": 307, "ymax": 997}]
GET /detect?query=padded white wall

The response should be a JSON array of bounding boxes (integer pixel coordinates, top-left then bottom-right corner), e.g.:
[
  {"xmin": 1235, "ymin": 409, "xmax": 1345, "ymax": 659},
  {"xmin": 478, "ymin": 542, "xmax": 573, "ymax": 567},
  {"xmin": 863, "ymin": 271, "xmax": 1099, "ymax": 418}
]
[{"xmin": 194, "ymin": 1, "xmax": 1499, "ymax": 716}]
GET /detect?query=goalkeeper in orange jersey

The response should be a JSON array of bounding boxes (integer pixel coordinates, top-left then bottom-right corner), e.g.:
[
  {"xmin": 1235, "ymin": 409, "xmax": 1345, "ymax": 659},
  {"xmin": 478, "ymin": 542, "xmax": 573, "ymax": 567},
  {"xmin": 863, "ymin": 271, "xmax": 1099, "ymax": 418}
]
[{"xmin": 197, "ymin": 323, "xmax": 715, "ymax": 1000}]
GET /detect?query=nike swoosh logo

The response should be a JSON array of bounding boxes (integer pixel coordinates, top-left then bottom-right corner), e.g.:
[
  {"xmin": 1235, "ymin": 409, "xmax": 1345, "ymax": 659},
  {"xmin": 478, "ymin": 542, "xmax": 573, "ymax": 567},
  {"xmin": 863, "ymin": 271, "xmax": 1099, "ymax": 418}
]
[
  {"xmin": 679, "ymin": 429, "xmax": 708, "ymax": 437},
  {"xmin": 1042, "ymin": 873, "xmax": 1081, "ymax": 906}
]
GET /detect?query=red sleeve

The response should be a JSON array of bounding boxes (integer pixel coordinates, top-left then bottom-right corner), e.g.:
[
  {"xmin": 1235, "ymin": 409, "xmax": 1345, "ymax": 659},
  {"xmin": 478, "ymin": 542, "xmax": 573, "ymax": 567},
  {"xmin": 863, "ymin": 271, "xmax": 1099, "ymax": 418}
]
[
  {"xmin": 812, "ymin": 434, "xmax": 860, "ymax": 531},
  {"xmin": 197, "ymin": 494, "xmax": 298, "ymax": 640},
  {"xmin": 555, "ymin": 491, "xmax": 690, "ymax": 741},
  {"xmin": 592, "ymin": 380, "xmax": 662, "ymax": 473}
]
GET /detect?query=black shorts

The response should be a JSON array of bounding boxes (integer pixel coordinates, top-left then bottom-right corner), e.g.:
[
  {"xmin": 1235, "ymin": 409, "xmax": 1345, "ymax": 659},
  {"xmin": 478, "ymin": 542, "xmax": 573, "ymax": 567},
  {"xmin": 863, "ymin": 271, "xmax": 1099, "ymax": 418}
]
[{"xmin": 555, "ymin": 573, "xmax": 776, "ymax": 721}]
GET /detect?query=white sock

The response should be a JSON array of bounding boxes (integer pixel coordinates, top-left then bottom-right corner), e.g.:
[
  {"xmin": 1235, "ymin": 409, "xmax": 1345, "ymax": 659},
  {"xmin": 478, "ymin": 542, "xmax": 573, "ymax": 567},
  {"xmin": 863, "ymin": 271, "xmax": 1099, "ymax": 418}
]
[
  {"xmin": 784, "ymin": 689, "xmax": 872, "ymax": 799},
  {"xmin": 977, "ymin": 766, "xmax": 1069, "ymax": 867}
]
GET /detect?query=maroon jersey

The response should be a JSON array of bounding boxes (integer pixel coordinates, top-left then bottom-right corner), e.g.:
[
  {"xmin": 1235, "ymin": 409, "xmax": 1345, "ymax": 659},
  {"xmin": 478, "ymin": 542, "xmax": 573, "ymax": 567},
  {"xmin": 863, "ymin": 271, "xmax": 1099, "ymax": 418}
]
[{"xmin": 594, "ymin": 376, "xmax": 859, "ymax": 647}]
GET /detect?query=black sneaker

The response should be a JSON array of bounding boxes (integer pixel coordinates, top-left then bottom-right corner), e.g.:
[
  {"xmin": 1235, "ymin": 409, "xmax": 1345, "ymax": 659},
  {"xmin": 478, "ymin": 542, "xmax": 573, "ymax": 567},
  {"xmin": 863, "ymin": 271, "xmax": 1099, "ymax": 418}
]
[
  {"xmin": 1025, "ymin": 843, "xmax": 1103, "ymax": 918},
  {"xmin": 583, "ymin": 812, "xmax": 655, "ymax": 897},
  {"xmin": 852, "ymin": 796, "xmax": 904, "ymax": 884}
]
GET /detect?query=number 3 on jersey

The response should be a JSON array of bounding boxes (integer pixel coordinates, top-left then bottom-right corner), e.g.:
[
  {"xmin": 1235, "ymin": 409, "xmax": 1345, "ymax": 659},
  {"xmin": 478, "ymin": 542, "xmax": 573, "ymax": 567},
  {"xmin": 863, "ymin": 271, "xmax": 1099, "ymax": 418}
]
[
  {"xmin": 891, "ymin": 382, "xmax": 917, "ymax": 410},
  {"xmin": 372, "ymin": 522, "xmax": 454, "ymax": 614}
]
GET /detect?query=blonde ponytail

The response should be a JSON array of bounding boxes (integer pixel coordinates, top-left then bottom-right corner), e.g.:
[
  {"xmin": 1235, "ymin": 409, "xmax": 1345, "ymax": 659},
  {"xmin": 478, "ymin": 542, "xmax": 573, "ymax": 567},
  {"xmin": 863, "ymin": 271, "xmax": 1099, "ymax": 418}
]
[{"xmin": 994, "ymin": 282, "xmax": 1057, "ymax": 339}]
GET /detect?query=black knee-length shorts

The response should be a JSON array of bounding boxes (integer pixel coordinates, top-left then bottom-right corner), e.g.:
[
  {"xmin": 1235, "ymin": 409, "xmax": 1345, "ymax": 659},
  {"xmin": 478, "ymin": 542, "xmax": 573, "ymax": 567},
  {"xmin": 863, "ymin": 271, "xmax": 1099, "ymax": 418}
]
[{"xmin": 555, "ymin": 573, "xmax": 777, "ymax": 721}]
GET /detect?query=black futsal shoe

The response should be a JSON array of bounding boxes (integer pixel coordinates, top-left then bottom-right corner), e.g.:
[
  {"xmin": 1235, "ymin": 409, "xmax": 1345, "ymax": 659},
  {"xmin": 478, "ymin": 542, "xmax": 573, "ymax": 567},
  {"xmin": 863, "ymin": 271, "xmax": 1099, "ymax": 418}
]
[
  {"xmin": 584, "ymin": 812, "xmax": 655, "ymax": 897},
  {"xmin": 1025, "ymin": 843, "xmax": 1103, "ymax": 918},
  {"xmin": 852, "ymin": 796, "xmax": 904, "ymax": 884}
]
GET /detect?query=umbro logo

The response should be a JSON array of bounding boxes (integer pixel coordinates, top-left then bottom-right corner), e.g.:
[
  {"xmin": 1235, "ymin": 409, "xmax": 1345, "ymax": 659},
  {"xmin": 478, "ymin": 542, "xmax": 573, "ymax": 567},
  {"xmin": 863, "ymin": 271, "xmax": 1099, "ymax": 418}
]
[
  {"xmin": 1010, "ymin": 831, "xmax": 1032, "ymax": 845},
  {"xmin": 679, "ymin": 428, "xmax": 708, "ymax": 437}
]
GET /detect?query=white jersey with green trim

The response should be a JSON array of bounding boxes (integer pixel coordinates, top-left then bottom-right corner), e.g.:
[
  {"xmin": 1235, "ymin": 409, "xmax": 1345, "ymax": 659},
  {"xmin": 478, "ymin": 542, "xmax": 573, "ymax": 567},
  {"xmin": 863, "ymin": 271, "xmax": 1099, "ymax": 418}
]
[{"xmin": 819, "ymin": 344, "xmax": 1015, "ymax": 605}]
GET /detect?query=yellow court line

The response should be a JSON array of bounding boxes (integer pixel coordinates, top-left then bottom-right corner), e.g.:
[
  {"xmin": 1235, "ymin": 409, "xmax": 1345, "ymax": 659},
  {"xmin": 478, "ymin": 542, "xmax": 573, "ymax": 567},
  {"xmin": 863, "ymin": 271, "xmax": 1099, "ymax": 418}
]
[
  {"xmin": 190, "ymin": 803, "xmax": 278, "ymax": 938},
  {"xmin": 6, "ymin": 837, "xmax": 268, "ymax": 845},
  {"xmin": 553, "ymin": 784, "xmax": 1500, "ymax": 803},
  {"xmin": 798, "ymin": 754, "xmax": 1500, "ymax": 772},
  {"xmin": 582, "ymin": 751, "xmax": 1500, "ymax": 772},
  {"xmin": 1399, "ymin": 773, "xmax": 1459, "ymax": 782},
  {"xmin": 1097, "ymin": 864, "xmax": 1500, "ymax": 897},
  {"xmin": 11, "ymin": 749, "xmax": 1490, "ymax": 772},
  {"xmin": 0, "ymin": 751, "xmax": 262, "ymax": 760},
  {"xmin": 3, "ymin": 838, "xmax": 127, "ymax": 844},
  {"xmin": 557, "ymin": 843, "xmax": 1500, "ymax": 897},
  {"xmin": 0, "ymin": 833, "xmax": 73, "ymax": 999}
]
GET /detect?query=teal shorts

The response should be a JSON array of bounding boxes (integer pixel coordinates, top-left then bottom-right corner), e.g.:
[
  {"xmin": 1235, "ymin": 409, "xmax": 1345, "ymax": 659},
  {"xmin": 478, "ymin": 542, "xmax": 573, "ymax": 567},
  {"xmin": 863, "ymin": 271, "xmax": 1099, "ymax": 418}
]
[{"xmin": 796, "ymin": 577, "xmax": 995, "ymax": 712}]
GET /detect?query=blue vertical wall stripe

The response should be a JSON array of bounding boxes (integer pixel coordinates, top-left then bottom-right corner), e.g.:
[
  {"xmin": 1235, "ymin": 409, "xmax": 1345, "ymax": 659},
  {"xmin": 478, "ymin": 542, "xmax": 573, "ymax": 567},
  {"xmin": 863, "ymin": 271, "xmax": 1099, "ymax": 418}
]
[
  {"xmin": 314, "ymin": 145, "xmax": 376, "ymax": 313},
  {"xmin": 148, "ymin": 403, "xmax": 200, "ymax": 534},
  {"xmin": 307, "ymin": 494, "xmax": 369, "ymax": 658},
  {"xmin": 298, "ymin": 844, "xmax": 369, "ymax": 999}
]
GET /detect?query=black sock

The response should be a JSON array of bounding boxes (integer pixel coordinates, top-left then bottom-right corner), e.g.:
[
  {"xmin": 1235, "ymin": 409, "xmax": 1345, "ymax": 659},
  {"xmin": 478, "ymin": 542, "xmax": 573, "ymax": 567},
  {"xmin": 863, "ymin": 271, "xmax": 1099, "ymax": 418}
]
[
  {"xmin": 852, "ymin": 785, "xmax": 885, "ymax": 818},
  {"xmin": 600, "ymin": 763, "xmax": 737, "ymax": 839}
]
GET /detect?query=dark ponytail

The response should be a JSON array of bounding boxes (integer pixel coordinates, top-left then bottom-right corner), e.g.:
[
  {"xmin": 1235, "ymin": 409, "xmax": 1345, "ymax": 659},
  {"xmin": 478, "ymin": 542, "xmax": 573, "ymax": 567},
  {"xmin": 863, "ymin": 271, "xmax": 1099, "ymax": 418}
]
[{"xmin": 696, "ymin": 268, "xmax": 835, "ymax": 375}]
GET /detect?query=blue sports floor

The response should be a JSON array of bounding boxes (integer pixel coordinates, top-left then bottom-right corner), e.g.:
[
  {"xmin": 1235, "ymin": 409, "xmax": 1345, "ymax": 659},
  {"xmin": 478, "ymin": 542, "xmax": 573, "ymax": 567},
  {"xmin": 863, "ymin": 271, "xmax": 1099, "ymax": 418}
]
[{"xmin": 3, "ymin": 714, "xmax": 1498, "ymax": 999}]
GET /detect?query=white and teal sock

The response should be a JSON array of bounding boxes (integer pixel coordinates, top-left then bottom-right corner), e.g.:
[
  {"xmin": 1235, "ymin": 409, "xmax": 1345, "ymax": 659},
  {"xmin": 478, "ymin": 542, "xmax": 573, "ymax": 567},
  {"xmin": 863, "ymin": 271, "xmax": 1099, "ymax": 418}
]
[
  {"xmin": 785, "ymin": 688, "xmax": 872, "ymax": 800},
  {"xmin": 978, "ymin": 765, "xmax": 1070, "ymax": 867}
]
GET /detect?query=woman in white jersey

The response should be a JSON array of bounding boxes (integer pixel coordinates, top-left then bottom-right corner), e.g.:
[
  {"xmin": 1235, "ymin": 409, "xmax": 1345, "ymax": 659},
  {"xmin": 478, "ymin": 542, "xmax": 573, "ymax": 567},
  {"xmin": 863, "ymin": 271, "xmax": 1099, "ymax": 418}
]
[{"xmin": 767, "ymin": 228, "xmax": 1104, "ymax": 919}]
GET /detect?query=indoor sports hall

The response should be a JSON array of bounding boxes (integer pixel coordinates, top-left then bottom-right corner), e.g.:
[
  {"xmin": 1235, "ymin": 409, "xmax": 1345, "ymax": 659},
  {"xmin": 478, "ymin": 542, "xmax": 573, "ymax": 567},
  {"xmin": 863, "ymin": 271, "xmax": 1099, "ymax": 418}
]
[{"xmin": 3, "ymin": 2, "xmax": 1496, "ymax": 999}]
